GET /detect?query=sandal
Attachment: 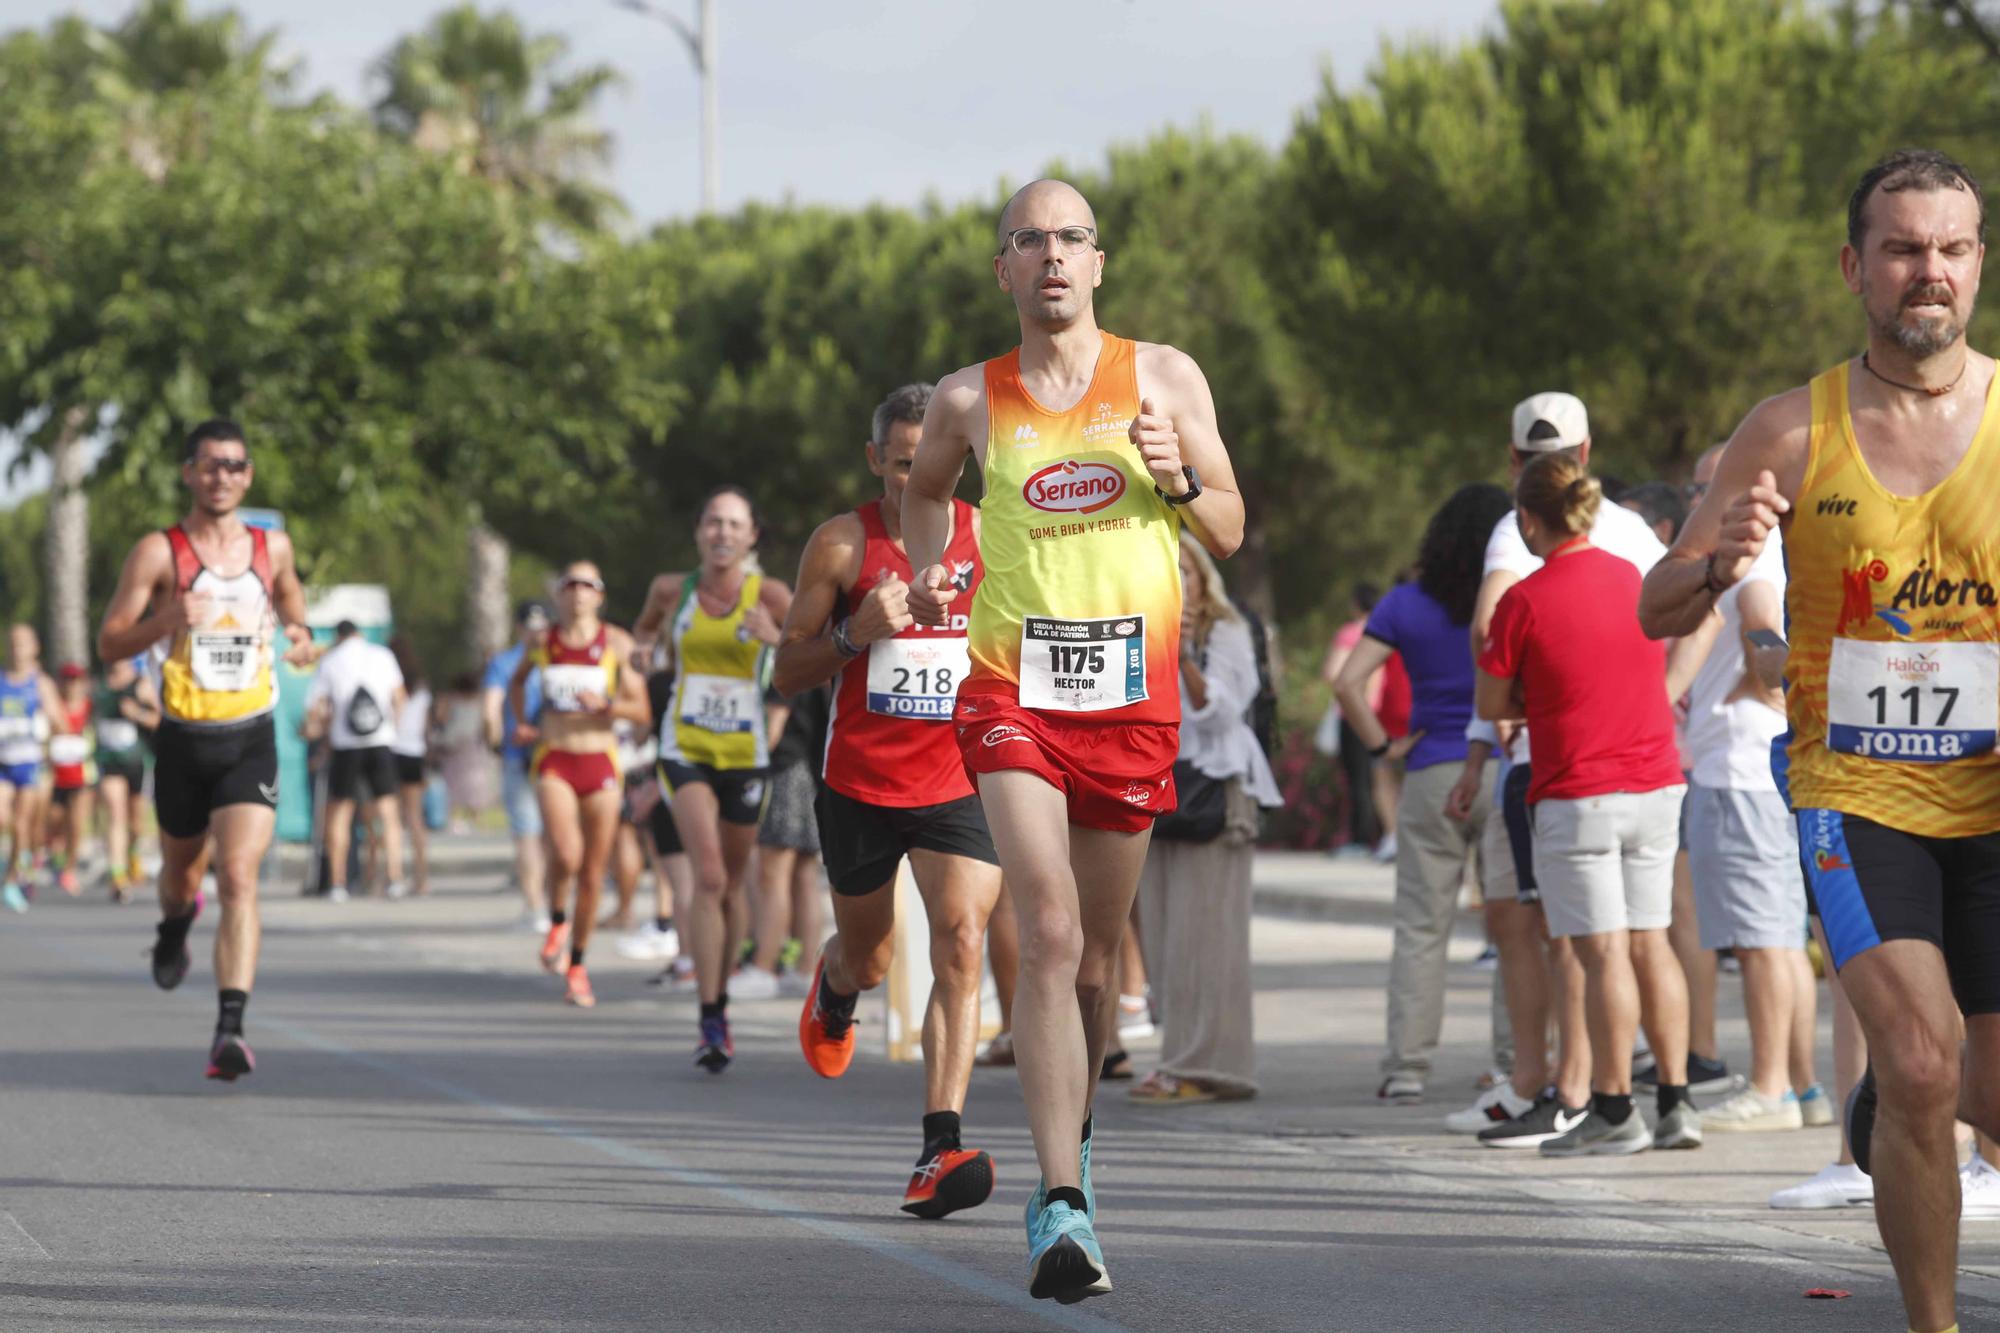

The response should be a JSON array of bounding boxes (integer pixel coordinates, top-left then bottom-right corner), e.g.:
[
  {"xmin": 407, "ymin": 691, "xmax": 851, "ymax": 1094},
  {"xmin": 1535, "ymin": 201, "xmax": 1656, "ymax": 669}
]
[
  {"xmin": 975, "ymin": 1032, "xmax": 1015, "ymax": 1067},
  {"xmin": 1128, "ymin": 1071, "xmax": 1217, "ymax": 1105},
  {"xmin": 1101, "ymin": 1050, "xmax": 1135, "ymax": 1081}
]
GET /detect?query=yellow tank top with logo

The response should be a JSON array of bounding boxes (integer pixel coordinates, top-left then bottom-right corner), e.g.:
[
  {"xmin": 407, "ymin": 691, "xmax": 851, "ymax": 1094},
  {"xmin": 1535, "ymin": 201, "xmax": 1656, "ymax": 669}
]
[
  {"xmin": 1784, "ymin": 360, "xmax": 2000, "ymax": 837},
  {"xmin": 662, "ymin": 573, "xmax": 771, "ymax": 769},
  {"xmin": 966, "ymin": 332, "xmax": 1183, "ymax": 723},
  {"xmin": 160, "ymin": 525, "xmax": 276, "ymax": 726}
]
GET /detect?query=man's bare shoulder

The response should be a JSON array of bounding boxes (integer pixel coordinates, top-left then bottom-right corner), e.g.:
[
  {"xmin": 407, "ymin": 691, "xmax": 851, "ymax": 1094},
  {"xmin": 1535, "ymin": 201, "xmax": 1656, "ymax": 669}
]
[
  {"xmin": 932, "ymin": 365, "xmax": 986, "ymax": 417},
  {"xmin": 1131, "ymin": 340, "xmax": 1203, "ymax": 382},
  {"xmin": 1723, "ymin": 383, "xmax": 1815, "ymax": 498},
  {"xmin": 807, "ymin": 510, "xmax": 867, "ymax": 556}
]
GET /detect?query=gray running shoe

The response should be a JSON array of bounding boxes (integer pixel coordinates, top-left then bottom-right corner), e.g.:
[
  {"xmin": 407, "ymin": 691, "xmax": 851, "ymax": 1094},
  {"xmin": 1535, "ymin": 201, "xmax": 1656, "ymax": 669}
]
[
  {"xmin": 1653, "ymin": 1102, "xmax": 1704, "ymax": 1150},
  {"xmin": 1541, "ymin": 1108, "xmax": 1653, "ymax": 1157}
]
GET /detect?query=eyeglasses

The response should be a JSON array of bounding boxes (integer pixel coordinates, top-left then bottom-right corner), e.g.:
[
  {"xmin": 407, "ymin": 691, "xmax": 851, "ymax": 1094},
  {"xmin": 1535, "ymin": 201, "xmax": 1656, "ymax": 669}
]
[
  {"xmin": 1005, "ymin": 225, "xmax": 1098, "ymax": 258},
  {"xmin": 197, "ymin": 458, "xmax": 251, "ymax": 476},
  {"xmin": 1684, "ymin": 481, "xmax": 1710, "ymax": 500},
  {"xmin": 560, "ymin": 577, "xmax": 604, "ymax": 592}
]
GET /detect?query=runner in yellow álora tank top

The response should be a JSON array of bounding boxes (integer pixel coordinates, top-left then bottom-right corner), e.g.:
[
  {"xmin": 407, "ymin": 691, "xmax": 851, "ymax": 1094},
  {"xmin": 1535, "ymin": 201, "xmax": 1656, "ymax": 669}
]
[{"xmin": 1640, "ymin": 151, "xmax": 2000, "ymax": 1333}]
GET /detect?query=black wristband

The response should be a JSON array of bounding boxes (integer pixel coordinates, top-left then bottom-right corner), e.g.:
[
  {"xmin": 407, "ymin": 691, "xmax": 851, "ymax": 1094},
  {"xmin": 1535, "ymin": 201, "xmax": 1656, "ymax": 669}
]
[
  {"xmin": 831, "ymin": 617, "xmax": 863, "ymax": 659},
  {"xmin": 1368, "ymin": 740, "xmax": 1392, "ymax": 760},
  {"xmin": 1703, "ymin": 553, "xmax": 1729, "ymax": 596}
]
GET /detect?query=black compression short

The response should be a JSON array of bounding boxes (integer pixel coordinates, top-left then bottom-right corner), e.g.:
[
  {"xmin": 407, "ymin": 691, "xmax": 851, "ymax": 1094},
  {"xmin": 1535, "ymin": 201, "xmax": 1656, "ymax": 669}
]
[
  {"xmin": 154, "ymin": 716, "xmax": 278, "ymax": 840},
  {"xmin": 815, "ymin": 784, "xmax": 998, "ymax": 897}
]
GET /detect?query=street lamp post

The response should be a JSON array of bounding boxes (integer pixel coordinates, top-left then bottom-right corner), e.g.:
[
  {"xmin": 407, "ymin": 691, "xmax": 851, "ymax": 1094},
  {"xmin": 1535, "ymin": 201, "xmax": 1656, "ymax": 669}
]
[{"xmin": 612, "ymin": 0, "xmax": 718, "ymax": 214}]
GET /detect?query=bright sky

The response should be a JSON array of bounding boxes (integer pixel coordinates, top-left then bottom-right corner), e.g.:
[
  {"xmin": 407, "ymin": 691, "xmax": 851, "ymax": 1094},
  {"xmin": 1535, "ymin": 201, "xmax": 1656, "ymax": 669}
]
[{"xmin": 5, "ymin": 0, "xmax": 1496, "ymax": 496}]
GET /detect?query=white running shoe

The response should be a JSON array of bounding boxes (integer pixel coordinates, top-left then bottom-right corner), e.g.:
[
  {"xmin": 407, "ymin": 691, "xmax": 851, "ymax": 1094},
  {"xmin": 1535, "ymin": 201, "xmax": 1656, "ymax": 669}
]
[
  {"xmin": 731, "ymin": 964, "xmax": 782, "ymax": 1000},
  {"xmin": 1964, "ymin": 1155, "xmax": 2000, "ymax": 1221},
  {"xmin": 778, "ymin": 968, "xmax": 812, "ymax": 998},
  {"xmin": 1445, "ymin": 1084, "xmax": 1535, "ymax": 1134},
  {"xmin": 1117, "ymin": 992, "xmax": 1155, "ymax": 1040},
  {"xmin": 385, "ymin": 881, "xmax": 409, "ymax": 901},
  {"xmin": 1704, "ymin": 1086, "xmax": 1804, "ymax": 1133},
  {"xmin": 1769, "ymin": 1162, "xmax": 1873, "ymax": 1210},
  {"xmin": 615, "ymin": 922, "xmax": 678, "ymax": 961},
  {"xmin": 325, "ymin": 886, "xmax": 350, "ymax": 904}
]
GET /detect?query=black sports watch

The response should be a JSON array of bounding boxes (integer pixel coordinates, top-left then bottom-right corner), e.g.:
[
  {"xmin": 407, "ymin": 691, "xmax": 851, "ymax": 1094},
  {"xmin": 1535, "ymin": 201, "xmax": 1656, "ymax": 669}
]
[{"xmin": 1156, "ymin": 465, "xmax": 1202, "ymax": 507}]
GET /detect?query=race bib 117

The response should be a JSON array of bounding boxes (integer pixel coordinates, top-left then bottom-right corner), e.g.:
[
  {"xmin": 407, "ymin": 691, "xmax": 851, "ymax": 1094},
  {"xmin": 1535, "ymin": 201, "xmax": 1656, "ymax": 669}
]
[{"xmin": 1826, "ymin": 638, "xmax": 1999, "ymax": 763}]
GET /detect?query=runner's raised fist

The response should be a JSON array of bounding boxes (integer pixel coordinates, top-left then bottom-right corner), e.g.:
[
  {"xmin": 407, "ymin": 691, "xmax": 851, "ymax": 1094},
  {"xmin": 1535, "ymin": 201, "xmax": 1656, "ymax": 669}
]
[
  {"xmin": 908, "ymin": 564, "xmax": 960, "ymax": 628},
  {"xmin": 851, "ymin": 574, "xmax": 914, "ymax": 646},
  {"xmin": 1129, "ymin": 397, "xmax": 1188, "ymax": 494},
  {"xmin": 1712, "ymin": 469, "xmax": 1789, "ymax": 591}
]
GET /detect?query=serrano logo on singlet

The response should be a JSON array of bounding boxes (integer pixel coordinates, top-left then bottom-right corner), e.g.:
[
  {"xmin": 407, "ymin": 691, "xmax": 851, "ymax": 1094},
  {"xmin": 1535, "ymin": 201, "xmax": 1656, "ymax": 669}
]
[{"xmin": 1023, "ymin": 459, "xmax": 1125, "ymax": 515}]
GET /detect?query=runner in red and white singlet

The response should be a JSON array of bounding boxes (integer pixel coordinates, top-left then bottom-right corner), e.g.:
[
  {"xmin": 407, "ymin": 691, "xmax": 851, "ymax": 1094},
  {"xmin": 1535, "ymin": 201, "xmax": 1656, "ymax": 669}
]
[{"xmin": 774, "ymin": 382, "xmax": 1004, "ymax": 1220}]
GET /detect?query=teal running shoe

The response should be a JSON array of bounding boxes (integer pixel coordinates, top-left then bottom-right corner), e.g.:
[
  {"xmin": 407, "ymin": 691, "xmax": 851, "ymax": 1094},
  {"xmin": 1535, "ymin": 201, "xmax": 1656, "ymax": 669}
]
[
  {"xmin": 1027, "ymin": 1202, "xmax": 1111, "ymax": 1303},
  {"xmin": 1024, "ymin": 1130, "xmax": 1094, "ymax": 1236},
  {"xmin": 1, "ymin": 882, "xmax": 27, "ymax": 913}
]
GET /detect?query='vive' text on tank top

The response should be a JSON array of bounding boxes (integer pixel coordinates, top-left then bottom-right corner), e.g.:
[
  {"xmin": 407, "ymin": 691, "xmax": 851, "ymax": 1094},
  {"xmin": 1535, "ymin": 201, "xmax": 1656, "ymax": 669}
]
[
  {"xmin": 966, "ymin": 332, "xmax": 1183, "ymax": 725},
  {"xmin": 825, "ymin": 497, "xmax": 982, "ymax": 806},
  {"xmin": 1785, "ymin": 360, "xmax": 2000, "ymax": 837},
  {"xmin": 662, "ymin": 572, "xmax": 772, "ymax": 770}
]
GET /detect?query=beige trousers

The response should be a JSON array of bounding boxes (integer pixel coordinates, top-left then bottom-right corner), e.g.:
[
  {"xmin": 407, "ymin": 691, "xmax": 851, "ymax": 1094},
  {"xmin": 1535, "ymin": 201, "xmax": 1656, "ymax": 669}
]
[
  {"xmin": 1136, "ymin": 778, "xmax": 1260, "ymax": 1096},
  {"xmin": 1382, "ymin": 759, "xmax": 1493, "ymax": 1080}
]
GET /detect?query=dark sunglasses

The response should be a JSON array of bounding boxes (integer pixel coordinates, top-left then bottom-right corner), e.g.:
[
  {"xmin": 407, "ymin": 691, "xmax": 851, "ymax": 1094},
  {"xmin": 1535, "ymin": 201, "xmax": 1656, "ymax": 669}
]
[
  {"xmin": 560, "ymin": 576, "xmax": 604, "ymax": 592},
  {"xmin": 196, "ymin": 457, "xmax": 252, "ymax": 475}
]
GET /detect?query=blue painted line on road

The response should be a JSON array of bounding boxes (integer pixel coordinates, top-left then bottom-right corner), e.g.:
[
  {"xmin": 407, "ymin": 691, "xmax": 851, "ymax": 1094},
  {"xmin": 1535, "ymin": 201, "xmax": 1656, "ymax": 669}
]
[{"xmin": 260, "ymin": 1014, "xmax": 1129, "ymax": 1331}]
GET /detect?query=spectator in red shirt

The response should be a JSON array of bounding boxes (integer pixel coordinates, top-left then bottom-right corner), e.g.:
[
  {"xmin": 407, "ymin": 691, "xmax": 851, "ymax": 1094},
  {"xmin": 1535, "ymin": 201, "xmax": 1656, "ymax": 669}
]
[{"xmin": 1476, "ymin": 452, "xmax": 1699, "ymax": 1159}]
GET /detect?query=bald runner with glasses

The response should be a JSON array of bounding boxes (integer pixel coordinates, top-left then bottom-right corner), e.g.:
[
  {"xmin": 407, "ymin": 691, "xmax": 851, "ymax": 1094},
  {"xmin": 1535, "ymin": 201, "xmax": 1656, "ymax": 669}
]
[{"xmin": 905, "ymin": 179, "xmax": 1244, "ymax": 1303}]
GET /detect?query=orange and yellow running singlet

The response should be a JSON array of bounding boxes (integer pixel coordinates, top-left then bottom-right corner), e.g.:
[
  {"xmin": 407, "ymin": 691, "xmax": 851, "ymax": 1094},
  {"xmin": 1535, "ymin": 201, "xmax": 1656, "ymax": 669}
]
[
  {"xmin": 963, "ymin": 332, "xmax": 1183, "ymax": 723},
  {"xmin": 1785, "ymin": 360, "xmax": 2000, "ymax": 838}
]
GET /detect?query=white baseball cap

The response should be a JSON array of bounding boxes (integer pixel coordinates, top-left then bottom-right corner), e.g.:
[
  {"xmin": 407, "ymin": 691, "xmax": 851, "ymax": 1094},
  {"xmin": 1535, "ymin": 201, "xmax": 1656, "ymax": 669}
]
[{"xmin": 1511, "ymin": 392, "xmax": 1589, "ymax": 452}]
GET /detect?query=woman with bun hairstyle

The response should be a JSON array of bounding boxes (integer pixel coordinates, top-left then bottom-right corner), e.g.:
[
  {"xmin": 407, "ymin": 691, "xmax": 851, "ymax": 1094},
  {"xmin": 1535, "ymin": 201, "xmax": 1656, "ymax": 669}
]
[{"xmin": 1476, "ymin": 452, "xmax": 1698, "ymax": 1159}]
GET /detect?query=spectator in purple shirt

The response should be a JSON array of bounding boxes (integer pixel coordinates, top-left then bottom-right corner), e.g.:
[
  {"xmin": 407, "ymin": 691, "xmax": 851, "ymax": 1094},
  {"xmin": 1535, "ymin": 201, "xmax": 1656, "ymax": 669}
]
[{"xmin": 1336, "ymin": 482, "xmax": 1514, "ymax": 1103}]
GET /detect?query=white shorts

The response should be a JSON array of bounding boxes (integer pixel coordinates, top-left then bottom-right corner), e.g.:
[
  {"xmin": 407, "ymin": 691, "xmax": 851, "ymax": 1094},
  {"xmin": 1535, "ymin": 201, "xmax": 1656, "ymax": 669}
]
[
  {"xmin": 1532, "ymin": 785, "xmax": 1686, "ymax": 938},
  {"xmin": 1686, "ymin": 784, "xmax": 1805, "ymax": 951}
]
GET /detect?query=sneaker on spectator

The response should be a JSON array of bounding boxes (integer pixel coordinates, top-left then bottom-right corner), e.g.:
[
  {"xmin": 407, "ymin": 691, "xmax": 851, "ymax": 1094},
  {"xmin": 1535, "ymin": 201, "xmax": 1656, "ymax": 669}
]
[
  {"xmin": 1770, "ymin": 1162, "xmax": 1873, "ymax": 1210},
  {"xmin": 1372, "ymin": 833, "xmax": 1398, "ymax": 864},
  {"xmin": 616, "ymin": 921, "xmax": 678, "ymax": 961},
  {"xmin": 1471, "ymin": 944, "xmax": 1499, "ymax": 971},
  {"xmin": 1964, "ymin": 1156, "xmax": 2000, "ymax": 1221},
  {"xmin": 1792, "ymin": 1084, "xmax": 1836, "ymax": 1128},
  {"xmin": 1377, "ymin": 1074, "xmax": 1423, "ymax": 1104},
  {"xmin": 1479, "ymin": 1095, "xmax": 1588, "ymax": 1149},
  {"xmin": 1541, "ymin": 1107, "xmax": 1652, "ymax": 1157},
  {"xmin": 1653, "ymin": 1102, "xmax": 1704, "ymax": 1150},
  {"xmin": 1704, "ymin": 1086, "xmax": 1803, "ymax": 1133},
  {"xmin": 1635, "ymin": 1052, "xmax": 1735, "ymax": 1096},
  {"xmin": 1445, "ymin": 1084, "xmax": 1535, "ymax": 1134},
  {"xmin": 731, "ymin": 964, "xmax": 781, "ymax": 1000},
  {"xmin": 1117, "ymin": 991, "xmax": 1155, "ymax": 1041}
]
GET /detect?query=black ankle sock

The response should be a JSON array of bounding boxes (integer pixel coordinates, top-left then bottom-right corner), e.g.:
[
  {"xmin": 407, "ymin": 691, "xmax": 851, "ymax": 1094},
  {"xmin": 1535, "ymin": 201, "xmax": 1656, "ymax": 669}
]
[
  {"xmin": 549, "ymin": 910, "xmax": 567, "ymax": 927},
  {"xmin": 1591, "ymin": 1092, "xmax": 1634, "ymax": 1125},
  {"xmin": 1656, "ymin": 1083, "xmax": 1693, "ymax": 1117},
  {"xmin": 158, "ymin": 903, "xmax": 198, "ymax": 943},
  {"xmin": 1080, "ymin": 1115, "xmax": 1093, "ymax": 1145},
  {"xmin": 1045, "ymin": 1186, "xmax": 1088, "ymax": 1213},
  {"xmin": 817, "ymin": 968, "xmax": 858, "ymax": 1017},
  {"xmin": 921, "ymin": 1110, "xmax": 962, "ymax": 1161},
  {"xmin": 655, "ymin": 916, "xmax": 672, "ymax": 932},
  {"xmin": 570, "ymin": 946, "xmax": 585, "ymax": 968},
  {"xmin": 700, "ymin": 999, "xmax": 726, "ymax": 1022},
  {"xmin": 217, "ymin": 989, "xmax": 248, "ymax": 1036}
]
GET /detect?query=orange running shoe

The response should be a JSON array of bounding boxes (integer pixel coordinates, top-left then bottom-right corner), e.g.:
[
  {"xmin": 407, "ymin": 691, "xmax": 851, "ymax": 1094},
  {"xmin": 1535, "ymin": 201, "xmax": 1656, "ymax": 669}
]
[
  {"xmin": 798, "ymin": 955, "xmax": 857, "ymax": 1079},
  {"xmin": 563, "ymin": 963, "xmax": 595, "ymax": 1008},
  {"xmin": 901, "ymin": 1146, "xmax": 995, "ymax": 1219},
  {"xmin": 539, "ymin": 922, "xmax": 570, "ymax": 974},
  {"xmin": 57, "ymin": 867, "xmax": 79, "ymax": 896}
]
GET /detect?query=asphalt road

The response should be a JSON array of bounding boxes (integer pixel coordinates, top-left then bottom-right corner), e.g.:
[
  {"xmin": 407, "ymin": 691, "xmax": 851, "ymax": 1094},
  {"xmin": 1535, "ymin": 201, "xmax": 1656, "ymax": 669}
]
[{"xmin": 3, "ymin": 853, "xmax": 1997, "ymax": 1332}]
